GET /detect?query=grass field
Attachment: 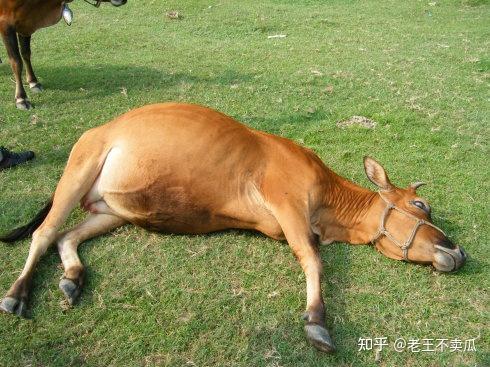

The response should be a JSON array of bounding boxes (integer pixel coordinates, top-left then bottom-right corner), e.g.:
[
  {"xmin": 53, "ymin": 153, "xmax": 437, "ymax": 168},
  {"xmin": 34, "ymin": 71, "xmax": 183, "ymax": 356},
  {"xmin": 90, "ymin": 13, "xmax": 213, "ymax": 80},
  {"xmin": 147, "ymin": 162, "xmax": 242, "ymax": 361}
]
[{"xmin": 0, "ymin": 0, "xmax": 489, "ymax": 366}]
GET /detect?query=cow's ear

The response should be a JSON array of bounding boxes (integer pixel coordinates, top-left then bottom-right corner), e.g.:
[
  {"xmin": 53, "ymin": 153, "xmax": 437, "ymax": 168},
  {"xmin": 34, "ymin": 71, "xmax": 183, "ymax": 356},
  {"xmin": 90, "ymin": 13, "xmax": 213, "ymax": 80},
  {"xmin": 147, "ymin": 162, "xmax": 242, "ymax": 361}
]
[{"xmin": 363, "ymin": 156, "xmax": 393, "ymax": 191}]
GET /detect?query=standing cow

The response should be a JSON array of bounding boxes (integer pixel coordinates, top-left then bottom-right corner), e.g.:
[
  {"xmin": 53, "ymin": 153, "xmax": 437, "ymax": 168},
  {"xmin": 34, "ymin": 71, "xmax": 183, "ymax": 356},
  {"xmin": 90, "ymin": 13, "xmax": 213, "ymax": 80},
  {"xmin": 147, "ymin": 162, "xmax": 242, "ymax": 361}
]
[{"xmin": 0, "ymin": 0, "xmax": 127, "ymax": 110}]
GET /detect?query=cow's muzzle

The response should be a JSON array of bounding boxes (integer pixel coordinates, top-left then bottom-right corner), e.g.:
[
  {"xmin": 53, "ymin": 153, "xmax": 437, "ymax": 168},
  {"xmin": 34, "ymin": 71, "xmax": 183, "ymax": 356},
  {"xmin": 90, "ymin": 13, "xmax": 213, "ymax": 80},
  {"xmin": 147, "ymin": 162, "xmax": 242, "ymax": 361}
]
[{"xmin": 433, "ymin": 245, "xmax": 467, "ymax": 272}]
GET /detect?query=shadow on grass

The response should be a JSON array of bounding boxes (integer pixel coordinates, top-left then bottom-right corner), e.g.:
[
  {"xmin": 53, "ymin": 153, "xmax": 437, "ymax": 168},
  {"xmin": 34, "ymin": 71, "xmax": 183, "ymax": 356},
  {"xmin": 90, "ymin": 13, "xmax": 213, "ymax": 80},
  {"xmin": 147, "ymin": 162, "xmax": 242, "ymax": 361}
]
[
  {"xmin": 239, "ymin": 109, "xmax": 332, "ymax": 134},
  {"xmin": 319, "ymin": 243, "xmax": 360, "ymax": 363},
  {"xmin": 35, "ymin": 64, "xmax": 255, "ymax": 100}
]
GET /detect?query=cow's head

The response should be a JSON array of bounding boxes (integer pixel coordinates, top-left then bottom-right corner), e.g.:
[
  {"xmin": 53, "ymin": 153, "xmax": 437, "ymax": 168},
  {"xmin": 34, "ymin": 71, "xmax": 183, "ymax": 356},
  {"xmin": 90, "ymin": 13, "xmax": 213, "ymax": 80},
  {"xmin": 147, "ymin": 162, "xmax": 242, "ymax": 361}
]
[{"xmin": 364, "ymin": 157, "xmax": 467, "ymax": 272}]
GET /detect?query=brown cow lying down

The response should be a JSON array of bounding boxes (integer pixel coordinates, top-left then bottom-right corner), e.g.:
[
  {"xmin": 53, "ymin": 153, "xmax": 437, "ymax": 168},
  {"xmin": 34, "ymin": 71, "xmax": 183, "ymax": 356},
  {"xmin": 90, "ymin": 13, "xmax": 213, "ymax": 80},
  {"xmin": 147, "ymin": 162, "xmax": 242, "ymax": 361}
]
[{"xmin": 0, "ymin": 103, "xmax": 466, "ymax": 352}]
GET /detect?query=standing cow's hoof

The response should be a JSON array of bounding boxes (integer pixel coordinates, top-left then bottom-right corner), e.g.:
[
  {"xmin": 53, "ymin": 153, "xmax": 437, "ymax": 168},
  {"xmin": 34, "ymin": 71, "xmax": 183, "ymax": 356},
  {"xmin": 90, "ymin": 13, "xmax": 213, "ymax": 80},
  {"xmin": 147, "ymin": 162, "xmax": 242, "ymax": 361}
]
[
  {"xmin": 29, "ymin": 83, "xmax": 44, "ymax": 94},
  {"xmin": 305, "ymin": 323, "xmax": 336, "ymax": 353},
  {"xmin": 0, "ymin": 296, "xmax": 27, "ymax": 317},
  {"xmin": 59, "ymin": 278, "xmax": 81, "ymax": 305},
  {"xmin": 15, "ymin": 99, "xmax": 32, "ymax": 110}
]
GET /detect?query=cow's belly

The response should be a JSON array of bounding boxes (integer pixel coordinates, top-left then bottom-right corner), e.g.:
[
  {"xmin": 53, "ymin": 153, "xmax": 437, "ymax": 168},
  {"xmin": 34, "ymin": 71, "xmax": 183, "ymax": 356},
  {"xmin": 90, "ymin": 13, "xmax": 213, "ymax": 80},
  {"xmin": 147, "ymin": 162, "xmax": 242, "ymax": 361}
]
[
  {"xmin": 91, "ymin": 146, "xmax": 284, "ymax": 238},
  {"xmin": 103, "ymin": 187, "xmax": 247, "ymax": 234},
  {"xmin": 102, "ymin": 186, "xmax": 284, "ymax": 237},
  {"xmin": 15, "ymin": 4, "xmax": 63, "ymax": 35}
]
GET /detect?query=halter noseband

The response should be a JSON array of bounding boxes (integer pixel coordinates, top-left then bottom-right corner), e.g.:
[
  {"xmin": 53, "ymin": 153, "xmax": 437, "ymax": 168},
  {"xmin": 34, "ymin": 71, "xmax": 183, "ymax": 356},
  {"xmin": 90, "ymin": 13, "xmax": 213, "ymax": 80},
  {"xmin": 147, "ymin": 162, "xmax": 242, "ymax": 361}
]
[
  {"xmin": 83, "ymin": 0, "xmax": 102, "ymax": 7},
  {"xmin": 370, "ymin": 193, "xmax": 446, "ymax": 261}
]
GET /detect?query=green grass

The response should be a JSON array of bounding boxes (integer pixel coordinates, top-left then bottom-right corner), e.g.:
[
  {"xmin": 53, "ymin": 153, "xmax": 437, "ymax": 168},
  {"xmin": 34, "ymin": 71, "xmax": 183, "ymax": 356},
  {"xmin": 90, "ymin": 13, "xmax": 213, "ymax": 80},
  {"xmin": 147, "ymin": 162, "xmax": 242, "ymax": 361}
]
[{"xmin": 0, "ymin": 1, "xmax": 488, "ymax": 366}]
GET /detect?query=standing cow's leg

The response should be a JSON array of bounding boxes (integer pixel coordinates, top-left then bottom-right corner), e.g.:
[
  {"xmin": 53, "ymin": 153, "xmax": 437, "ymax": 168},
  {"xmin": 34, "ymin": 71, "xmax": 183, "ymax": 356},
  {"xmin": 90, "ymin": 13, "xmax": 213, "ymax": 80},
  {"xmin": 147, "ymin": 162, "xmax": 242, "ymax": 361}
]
[
  {"xmin": 0, "ymin": 26, "xmax": 31, "ymax": 110},
  {"xmin": 272, "ymin": 203, "xmax": 335, "ymax": 353},
  {"xmin": 57, "ymin": 213, "xmax": 126, "ymax": 305},
  {"xmin": 18, "ymin": 34, "xmax": 43, "ymax": 93}
]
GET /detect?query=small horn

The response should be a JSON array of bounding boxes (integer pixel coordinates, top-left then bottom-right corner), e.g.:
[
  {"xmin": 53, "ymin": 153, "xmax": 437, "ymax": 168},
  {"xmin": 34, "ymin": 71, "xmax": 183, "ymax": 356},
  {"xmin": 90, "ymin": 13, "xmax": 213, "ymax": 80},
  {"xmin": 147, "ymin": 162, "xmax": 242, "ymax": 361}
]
[{"xmin": 410, "ymin": 181, "xmax": 426, "ymax": 190}]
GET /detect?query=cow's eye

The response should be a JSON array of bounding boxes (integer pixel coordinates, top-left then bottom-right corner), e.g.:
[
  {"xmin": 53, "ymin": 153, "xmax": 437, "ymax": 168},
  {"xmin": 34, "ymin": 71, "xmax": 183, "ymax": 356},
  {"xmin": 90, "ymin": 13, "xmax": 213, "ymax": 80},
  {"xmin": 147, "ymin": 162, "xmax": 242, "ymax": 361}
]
[{"xmin": 411, "ymin": 200, "xmax": 429, "ymax": 213}]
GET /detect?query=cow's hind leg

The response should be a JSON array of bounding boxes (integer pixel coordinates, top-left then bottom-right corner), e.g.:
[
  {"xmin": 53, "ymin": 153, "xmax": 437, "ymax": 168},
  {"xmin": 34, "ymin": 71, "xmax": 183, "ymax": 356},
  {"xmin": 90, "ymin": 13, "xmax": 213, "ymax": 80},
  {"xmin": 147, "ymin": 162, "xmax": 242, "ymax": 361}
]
[
  {"xmin": 0, "ymin": 224, "xmax": 59, "ymax": 316},
  {"xmin": 1, "ymin": 133, "xmax": 110, "ymax": 317},
  {"xmin": 58, "ymin": 213, "xmax": 126, "ymax": 305},
  {"xmin": 18, "ymin": 34, "xmax": 43, "ymax": 93}
]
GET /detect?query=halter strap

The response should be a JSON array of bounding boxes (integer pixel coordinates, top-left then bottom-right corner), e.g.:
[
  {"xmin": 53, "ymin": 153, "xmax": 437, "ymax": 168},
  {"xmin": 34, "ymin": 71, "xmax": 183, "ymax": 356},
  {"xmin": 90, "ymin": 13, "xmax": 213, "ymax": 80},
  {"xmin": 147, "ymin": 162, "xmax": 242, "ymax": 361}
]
[
  {"xmin": 370, "ymin": 193, "xmax": 446, "ymax": 261},
  {"xmin": 83, "ymin": 0, "xmax": 102, "ymax": 7}
]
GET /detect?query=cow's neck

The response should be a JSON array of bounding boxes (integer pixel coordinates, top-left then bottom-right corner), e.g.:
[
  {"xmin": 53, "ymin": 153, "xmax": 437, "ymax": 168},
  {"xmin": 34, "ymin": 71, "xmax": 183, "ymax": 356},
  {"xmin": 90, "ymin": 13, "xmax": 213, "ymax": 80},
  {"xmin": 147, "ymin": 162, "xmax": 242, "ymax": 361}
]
[{"xmin": 312, "ymin": 173, "xmax": 381, "ymax": 245}]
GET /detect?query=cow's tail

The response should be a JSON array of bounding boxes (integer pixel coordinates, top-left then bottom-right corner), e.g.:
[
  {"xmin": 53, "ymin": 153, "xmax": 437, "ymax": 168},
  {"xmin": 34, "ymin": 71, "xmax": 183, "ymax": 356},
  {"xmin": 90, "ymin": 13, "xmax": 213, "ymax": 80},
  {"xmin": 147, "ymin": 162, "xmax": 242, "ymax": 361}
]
[{"xmin": 0, "ymin": 199, "xmax": 53, "ymax": 244}]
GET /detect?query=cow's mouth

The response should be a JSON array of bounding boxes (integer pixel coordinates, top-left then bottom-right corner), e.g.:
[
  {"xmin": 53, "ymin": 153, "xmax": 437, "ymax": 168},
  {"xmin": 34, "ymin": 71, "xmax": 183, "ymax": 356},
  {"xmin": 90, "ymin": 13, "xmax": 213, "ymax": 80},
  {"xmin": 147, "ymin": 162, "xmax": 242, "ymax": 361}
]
[{"xmin": 433, "ymin": 245, "xmax": 467, "ymax": 272}]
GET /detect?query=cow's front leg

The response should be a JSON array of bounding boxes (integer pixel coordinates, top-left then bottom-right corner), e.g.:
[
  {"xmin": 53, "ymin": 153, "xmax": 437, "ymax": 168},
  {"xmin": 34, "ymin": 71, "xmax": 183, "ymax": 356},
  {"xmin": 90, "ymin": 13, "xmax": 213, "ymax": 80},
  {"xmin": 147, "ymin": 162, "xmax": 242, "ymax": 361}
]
[
  {"xmin": 18, "ymin": 34, "xmax": 43, "ymax": 93},
  {"xmin": 296, "ymin": 239, "xmax": 335, "ymax": 353},
  {"xmin": 0, "ymin": 26, "xmax": 31, "ymax": 110},
  {"xmin": 273, "ymin": 203, "xmax": 336, "ymax": 353}
]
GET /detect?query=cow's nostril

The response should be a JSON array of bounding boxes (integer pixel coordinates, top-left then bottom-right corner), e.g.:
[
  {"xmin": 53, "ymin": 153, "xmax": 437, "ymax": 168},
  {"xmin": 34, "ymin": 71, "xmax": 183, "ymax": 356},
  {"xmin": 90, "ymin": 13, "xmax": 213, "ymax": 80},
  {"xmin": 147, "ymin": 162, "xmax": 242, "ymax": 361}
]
[{"xmin": 459, "ymin": 247, "xmax": 467, "ymax": 260}]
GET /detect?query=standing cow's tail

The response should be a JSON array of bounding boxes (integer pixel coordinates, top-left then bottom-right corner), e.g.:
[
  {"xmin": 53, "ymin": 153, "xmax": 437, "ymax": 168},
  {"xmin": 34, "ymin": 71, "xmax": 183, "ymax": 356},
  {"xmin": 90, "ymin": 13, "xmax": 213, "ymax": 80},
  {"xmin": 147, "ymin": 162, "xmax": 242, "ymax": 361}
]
[{"xmin": 0, "ymin": 199, "xmax": 53, "ymax": 243}]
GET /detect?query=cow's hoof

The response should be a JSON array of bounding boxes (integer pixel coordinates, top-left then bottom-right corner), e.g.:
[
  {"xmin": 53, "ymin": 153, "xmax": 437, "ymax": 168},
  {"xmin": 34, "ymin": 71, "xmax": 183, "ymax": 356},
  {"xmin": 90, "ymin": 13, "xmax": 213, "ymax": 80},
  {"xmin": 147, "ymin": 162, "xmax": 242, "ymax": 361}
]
[
  {"xmin": 0, "ymin": 296, "xmax": 27, "ymax": 317},
  {"xmin": 15, "ymin": 99, "xmax": 32, "ymax": 110},
  {"xmin": 30, "ymin": 83, "xmax": 44, "ymax": 94},
  {"xmin": 59, "ymin": 278, "xmax": 81, "ymax": 305},
  {"xmin": 305, "ymin": 323, "xmax": 336, "ymax": 353}
]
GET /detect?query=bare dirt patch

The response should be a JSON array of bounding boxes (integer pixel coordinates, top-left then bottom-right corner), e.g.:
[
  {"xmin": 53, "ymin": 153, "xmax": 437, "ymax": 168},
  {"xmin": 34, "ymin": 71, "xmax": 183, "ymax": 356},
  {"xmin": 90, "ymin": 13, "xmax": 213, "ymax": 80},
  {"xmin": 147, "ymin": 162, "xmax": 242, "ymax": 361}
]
[{"xmin": 336, "ymin": 116, "xmax": 377, "ymax": 129}]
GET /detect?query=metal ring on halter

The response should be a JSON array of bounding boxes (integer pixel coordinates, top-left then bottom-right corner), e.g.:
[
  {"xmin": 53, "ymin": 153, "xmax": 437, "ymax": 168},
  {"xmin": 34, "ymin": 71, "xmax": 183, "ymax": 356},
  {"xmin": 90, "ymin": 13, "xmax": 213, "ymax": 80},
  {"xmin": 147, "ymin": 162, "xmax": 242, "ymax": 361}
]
[{"xmin": 370, "ymin": 192, "xmax": 446, "ymax": 261}]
